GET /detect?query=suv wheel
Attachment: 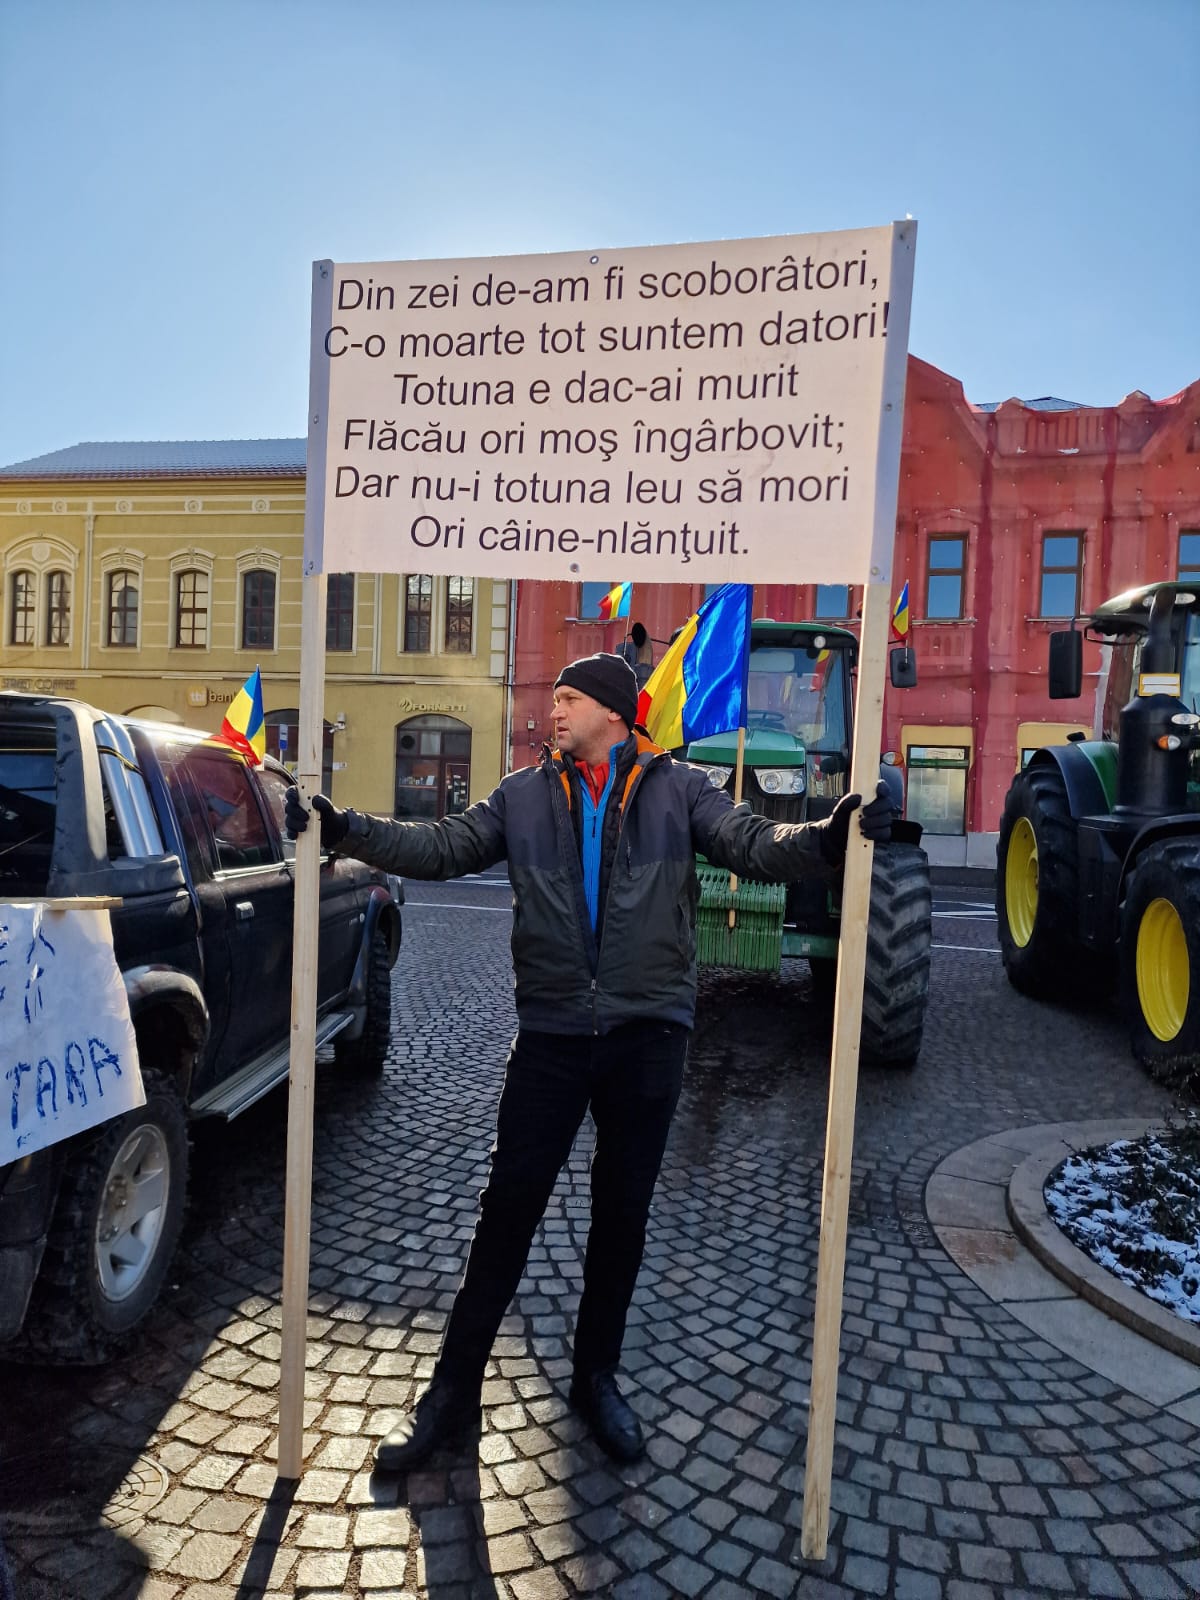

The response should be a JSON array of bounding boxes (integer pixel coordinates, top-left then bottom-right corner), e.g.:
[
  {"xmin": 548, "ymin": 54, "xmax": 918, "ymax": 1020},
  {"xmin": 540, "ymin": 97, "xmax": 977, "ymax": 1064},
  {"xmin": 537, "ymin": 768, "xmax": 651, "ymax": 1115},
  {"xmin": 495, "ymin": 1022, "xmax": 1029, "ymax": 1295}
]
[
  {"xmin": 335, "ymin": 927, "xmax": 393, "ymax": 1075},
  {"xmin": 17, "ymin": 1069, "xmax": 189, "ymax": 1364}
]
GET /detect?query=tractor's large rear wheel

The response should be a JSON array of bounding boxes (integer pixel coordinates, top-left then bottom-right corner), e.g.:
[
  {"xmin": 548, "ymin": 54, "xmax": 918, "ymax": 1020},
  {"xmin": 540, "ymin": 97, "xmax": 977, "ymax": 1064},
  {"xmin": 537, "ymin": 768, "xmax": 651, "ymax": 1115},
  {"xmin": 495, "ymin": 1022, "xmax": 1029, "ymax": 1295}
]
[
  {"xmin": 860, "ymin": 841, "xmax": 932, "ymax": 1068},
  {"xmin": 996, "ymin": 763, "xmax": 1089, "ymax": 996},
  {"xmin": 1121, "ymin": 840, "xmax": 1200, "ymax": 1077}
]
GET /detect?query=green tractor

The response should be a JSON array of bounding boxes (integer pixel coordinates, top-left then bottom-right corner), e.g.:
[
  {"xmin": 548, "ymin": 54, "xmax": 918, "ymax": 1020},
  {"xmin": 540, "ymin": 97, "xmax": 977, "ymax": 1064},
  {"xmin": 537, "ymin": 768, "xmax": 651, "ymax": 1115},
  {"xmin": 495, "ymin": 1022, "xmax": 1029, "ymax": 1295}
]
[
  {"xmin": 679, "ymin": 617, "xmax": 933, "ymax": 1068},
  {"xmin": 997, "ymin": 580, "xmax": 1200, "ymax": 1074}
]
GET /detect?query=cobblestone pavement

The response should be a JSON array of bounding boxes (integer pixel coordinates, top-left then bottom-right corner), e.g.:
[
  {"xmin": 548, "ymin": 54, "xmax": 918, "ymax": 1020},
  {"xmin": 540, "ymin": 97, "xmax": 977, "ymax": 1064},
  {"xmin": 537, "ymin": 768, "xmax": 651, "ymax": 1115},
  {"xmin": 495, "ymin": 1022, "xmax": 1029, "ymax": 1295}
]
[{"xmin": 2, "ymin": 878, "xmax": 1198, "ymax": 1599}]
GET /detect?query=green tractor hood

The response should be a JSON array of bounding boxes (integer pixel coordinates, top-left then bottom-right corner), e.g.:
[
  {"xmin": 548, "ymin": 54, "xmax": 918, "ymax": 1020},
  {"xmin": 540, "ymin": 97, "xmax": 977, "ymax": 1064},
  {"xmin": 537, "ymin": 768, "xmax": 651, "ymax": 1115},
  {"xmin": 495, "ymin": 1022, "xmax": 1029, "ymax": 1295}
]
[{"xmin": 686, "ymin": 728, "xmax": 806, "ymax": 767}]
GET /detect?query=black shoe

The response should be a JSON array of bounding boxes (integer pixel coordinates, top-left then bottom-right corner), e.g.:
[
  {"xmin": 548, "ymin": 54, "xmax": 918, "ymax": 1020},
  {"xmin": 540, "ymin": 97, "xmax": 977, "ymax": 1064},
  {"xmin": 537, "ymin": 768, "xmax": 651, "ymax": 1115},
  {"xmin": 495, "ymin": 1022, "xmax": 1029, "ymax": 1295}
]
[
  {"xmin": 374, "ymin": 1378, "xmax": 481, "ymax": 1473},
  {"xmin": 569, "ymin": 1370, "xmax": 645, "ymax": 1463}
]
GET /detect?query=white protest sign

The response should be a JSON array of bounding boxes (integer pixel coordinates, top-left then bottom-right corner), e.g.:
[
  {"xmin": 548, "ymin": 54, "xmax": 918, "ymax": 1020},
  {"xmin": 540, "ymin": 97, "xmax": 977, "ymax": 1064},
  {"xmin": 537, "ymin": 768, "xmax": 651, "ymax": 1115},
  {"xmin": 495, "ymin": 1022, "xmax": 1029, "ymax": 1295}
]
[
  {"xmin": 0, "ymin": 904, "xmax": 143, "ymax": 1165},
  {"xmin": 306, "ymin": 225, "xmax": 911, "ymax": 585}
]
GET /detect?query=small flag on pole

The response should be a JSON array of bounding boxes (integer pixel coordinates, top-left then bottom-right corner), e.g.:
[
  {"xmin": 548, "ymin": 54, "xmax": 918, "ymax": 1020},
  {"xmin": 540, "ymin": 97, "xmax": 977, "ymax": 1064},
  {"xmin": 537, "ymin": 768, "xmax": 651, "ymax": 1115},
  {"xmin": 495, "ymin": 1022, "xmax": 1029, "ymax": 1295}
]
[
  {"xmin": 597, "ymin": 581, "xmax": 632, "ymax": 622},
  {"xmin": 891, "ymin": 581, "xmax": 911, "ymax": 640},
  {"xmin": 219, "ymin": 667, "xmax": 266, "ymax": 764}
]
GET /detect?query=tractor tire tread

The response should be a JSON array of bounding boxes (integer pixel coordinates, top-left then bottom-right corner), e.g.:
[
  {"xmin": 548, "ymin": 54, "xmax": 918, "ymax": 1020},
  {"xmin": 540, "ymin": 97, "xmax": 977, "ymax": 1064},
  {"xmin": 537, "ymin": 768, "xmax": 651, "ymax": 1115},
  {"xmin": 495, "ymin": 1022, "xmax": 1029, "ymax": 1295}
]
[
  {"xmin": 860, "ymin": 842, "xmax": 933, "ymax": 1068},
  {"xmin": 996, "ymin": 762, "xmax": 1094, "ymax": 997}
]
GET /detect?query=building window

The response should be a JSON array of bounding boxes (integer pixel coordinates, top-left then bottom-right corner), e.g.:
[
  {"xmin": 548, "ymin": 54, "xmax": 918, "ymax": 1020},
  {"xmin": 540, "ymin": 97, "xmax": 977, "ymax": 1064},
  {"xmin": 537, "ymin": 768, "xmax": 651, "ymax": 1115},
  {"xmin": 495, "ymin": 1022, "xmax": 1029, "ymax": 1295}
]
[
  {"xmin": 395, "ymin": 715, "xmax": 472, "ymax": 821},
  {"xmin": 10, "ymin": 570, "xmax": 35, "ymax": 645},
  {"xmin": 326, "ymin": 573, "xmax": 355, "ymax": 651},
  {"xmin": 44, "ymin": 571, "xmax": 70, "ymax": 646},
  {"xmin": 175, "ymin": 568, "xmax": 209, "ymax": 647},
  {"xmin": 264, "ymin": 708, "xmax": 334, "ymax": 795},
  {"xmin": 445, "ymin": 576, "xmax": 474, "ymax": 652},
  {"xmin": 241, "ymin": 569, "xmax": 276, "ymax": 649},
  {"xmin": 404, "ymin": 575, "xmax": 433, "ymax": 652},
  {"xmin": 906, "ymin": 745, "xmax": 969, "ymax": 836},
  {"xmin": 107, "ymin": 569, "xmax": 139, "ymax": 647},
  {"xmin": 1039, "ymin": 533, "xmax": 1083, "ymax": 618},
  {"xmin": 926, "ymin": 536, "xmax": 966, "ymax": 619},
  {"xmin": 1178, "ymin": 531, "xmax": 1200, "ymax": 580},
  {"xmin": 815, "ymin": 584, "xmax": 849, "ymax": 619},
  {"xmin": 581, "ymin": 581, "xmax": 611, "ymax": 618}
]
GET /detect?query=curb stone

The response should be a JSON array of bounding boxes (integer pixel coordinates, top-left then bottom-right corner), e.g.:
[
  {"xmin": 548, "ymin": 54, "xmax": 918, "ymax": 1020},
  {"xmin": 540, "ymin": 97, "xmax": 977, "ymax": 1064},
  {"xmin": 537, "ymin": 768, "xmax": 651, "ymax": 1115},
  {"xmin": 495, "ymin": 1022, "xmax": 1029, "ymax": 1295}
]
[{"xmin": 1007, "ymin": 1120, "xmax": 1200, "ymax": 1368}]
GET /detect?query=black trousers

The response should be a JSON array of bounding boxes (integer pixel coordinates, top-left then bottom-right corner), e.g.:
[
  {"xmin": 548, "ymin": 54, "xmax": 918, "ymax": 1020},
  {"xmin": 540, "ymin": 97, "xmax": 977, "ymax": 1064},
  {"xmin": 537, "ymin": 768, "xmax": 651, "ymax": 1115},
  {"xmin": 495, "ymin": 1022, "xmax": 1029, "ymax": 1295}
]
[{"xmin": 436, "ymin": 1020, "xmax": 689, "ymax": 1389}]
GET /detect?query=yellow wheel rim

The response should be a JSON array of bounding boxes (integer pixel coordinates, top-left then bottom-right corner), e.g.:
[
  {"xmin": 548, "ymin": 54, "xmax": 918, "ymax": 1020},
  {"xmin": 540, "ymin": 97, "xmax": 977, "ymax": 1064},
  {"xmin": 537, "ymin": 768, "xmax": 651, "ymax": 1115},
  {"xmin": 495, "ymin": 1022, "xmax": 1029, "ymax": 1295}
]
[
  {"xmin": 1005, "ymin": 817, "xmax": 1039, "ymax": 947},
  {"xmin": 1137, "ymin": 897, "xmax": 1190, "ymax": 1043}
]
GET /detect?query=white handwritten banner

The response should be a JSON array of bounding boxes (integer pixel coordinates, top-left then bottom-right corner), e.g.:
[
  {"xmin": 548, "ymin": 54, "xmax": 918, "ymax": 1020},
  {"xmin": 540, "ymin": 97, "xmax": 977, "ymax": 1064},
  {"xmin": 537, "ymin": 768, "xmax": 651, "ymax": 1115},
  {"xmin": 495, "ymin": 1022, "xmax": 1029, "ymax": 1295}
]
[{"xmin": 0, "ymin": 905, "xmax": 144, "ymax": 1164}]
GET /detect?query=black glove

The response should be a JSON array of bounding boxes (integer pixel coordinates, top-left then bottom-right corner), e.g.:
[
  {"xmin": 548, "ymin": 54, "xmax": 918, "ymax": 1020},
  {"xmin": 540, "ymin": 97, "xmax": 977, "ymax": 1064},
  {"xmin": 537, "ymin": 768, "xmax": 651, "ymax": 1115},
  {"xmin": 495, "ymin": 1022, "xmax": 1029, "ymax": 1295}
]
[
  {"xmin": 819, "ymin": 781, "xmax": 894, "ymax": 865},
  {"xmin": 284, "ymin": 786, "xmax": 349, "ymax": 849}
]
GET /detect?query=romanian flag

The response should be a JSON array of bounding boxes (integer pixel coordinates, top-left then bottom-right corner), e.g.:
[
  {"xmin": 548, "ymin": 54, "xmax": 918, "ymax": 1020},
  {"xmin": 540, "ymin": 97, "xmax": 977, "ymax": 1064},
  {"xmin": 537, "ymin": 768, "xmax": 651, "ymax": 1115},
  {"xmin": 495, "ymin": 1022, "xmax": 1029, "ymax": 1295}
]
[
  {"xmin": 637, "ymin": 583, "xmax": 752, "ymax": 748},
  {"xmin": 596, "ymin": 581, "xmax": 631, "ymax": 621},
  {"xmin": 219, "ymin": 667, "xmax": 266, "ymax": 764},
  {"xmin": 891, "ymin": 580, "xmax": 911, "ymax": 639}
]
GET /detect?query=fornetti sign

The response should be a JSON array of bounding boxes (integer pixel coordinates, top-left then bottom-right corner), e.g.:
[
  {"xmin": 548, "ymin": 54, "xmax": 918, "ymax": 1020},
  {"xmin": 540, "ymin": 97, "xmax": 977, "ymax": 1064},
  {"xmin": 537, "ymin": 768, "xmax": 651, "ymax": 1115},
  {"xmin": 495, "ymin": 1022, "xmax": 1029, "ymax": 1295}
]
[{"xmin": 305, "ymin": 225, "xmax": 913, "ymax": 587}]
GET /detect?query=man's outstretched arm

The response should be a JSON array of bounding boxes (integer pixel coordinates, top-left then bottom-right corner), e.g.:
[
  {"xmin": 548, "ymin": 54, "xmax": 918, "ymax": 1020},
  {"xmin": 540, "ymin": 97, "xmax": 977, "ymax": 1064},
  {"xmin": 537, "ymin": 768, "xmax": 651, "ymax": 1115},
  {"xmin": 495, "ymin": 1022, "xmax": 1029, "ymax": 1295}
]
[{"xmin": 285, "ymin": 787, "xmax": 507, "ymax": 880}]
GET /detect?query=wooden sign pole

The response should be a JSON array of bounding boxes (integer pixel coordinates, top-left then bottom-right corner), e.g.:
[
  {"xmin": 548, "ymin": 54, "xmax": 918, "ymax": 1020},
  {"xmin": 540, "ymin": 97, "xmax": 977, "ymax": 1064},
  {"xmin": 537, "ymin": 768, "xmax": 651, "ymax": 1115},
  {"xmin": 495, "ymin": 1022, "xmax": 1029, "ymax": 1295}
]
[
  {"xmin": 800, "ymin": 578, "xmax": 890, "ymax": 1555},
  {"xmin": 277, "ymin": 570, "xmax": 327, "ymax": 1480},
  {"xmin": 277, "ymin": 259, "xmax": 335, "ymax": 1483},
  {"xmin": 800, "ymin": 219, "xmax": 914, "ymax": 1560}
]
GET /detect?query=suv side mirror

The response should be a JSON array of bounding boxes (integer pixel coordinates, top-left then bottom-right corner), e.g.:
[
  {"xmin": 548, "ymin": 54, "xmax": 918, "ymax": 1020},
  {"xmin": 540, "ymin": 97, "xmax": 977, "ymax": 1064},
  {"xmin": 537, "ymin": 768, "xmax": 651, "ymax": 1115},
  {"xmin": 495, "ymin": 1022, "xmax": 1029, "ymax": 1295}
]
[
  {"xmin": 1048, "ymin": 629, "xmax": 1083, "ymax": 699},
  {"xmin": 889, "ymin": 644, "xmax": 917, "ymax": 688}
]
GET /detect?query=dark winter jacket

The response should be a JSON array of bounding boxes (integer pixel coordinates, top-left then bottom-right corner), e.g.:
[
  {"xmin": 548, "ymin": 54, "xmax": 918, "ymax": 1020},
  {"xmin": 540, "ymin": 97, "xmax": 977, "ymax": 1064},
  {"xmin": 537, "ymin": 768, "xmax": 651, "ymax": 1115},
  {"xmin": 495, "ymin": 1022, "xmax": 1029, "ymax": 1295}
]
[{"xmin": 336, "ymin": 731, "xmax": 834, "ymax": 1034}]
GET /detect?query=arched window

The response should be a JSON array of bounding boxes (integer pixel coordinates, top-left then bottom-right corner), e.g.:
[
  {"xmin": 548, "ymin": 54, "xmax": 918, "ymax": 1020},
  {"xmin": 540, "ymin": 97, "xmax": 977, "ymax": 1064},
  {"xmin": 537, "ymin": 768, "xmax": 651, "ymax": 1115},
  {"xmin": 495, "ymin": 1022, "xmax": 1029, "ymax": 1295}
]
[
  {"xmin": 175, "ymin": 568, "xmax": 210, "ymax": 647},
  {"xmin": 265, "ymin": 708, "xmax": 334, "ymax": 796},
  {"xmin": 107, "ymin": 569, "xmax": 139, "ymax": 647},
  {"xmin": 44, "ymin": 570, "xmax": 70, "ymax": 646},
  {"xmin": 394, "ymin": 715, "xmax": 471, "ymax": 821},
  {"xmin": 9, "ymin": 570, "xmax": 35, "ymax": 645},
  {"xmin": 242, "ymin": 569, "xmax": 276, "ymax": 649}
]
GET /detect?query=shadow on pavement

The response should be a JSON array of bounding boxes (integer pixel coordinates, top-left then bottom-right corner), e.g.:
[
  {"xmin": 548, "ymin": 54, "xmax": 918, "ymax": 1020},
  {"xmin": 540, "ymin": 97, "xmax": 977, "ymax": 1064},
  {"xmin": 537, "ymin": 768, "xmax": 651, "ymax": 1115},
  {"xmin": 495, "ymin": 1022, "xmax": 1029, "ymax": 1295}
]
[
  {"xmin": 233, "ymin": 1480, "xmax": 296, "ymax": 1600},
  {"xmin": 0, "ymin": 1090, "xmax": 294, "ymax": 1600}
]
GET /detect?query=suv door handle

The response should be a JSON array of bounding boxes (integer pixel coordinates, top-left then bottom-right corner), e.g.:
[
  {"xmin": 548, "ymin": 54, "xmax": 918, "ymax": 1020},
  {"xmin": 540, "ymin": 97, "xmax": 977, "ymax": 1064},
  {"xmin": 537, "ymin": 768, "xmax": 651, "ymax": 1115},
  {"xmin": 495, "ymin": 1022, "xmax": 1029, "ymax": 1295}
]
[{"xmin": 235, "ymin": 901, "xmax": 255, "ymax": 921}]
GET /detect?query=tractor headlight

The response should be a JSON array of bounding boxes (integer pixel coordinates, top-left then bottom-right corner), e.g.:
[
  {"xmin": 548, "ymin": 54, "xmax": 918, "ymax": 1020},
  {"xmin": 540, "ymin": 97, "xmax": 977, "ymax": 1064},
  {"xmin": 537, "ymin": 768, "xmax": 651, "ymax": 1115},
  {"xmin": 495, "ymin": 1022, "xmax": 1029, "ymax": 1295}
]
[
  {"xmin": 756, "ymin": 768, "xmax": 807, "ymax": 796},
  {"xmin": 696, "ymin": 763, "xmax": 733, "ymax": 790}
]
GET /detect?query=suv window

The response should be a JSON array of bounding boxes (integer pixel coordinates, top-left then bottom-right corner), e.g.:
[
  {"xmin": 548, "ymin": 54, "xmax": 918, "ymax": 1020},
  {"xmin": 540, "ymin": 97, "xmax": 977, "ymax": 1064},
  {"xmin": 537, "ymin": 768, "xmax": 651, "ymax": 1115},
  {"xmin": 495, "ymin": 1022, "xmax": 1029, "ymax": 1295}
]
[
  {"xmin": 156, "ymin": 743, "xmax": 217, "ymax": 880},
  {"xmin": 0, "ymin": 731, "xmax": 56, "ymax": 895},
  {"xmin": 185, "ymin": 749, "xmax": 273, "ymax": 871},
  {"xmin": 256, "ymin": 765, "xmax": 297, "ymax": 861}
]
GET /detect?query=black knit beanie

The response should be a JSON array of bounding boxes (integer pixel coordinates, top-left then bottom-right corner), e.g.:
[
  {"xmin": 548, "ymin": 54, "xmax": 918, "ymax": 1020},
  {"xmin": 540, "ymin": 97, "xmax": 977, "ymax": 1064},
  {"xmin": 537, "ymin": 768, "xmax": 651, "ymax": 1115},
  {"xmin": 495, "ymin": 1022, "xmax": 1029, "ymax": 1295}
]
[{"xmin": 554, "ymin": 651, "xmax": 639, "ymax": 730}]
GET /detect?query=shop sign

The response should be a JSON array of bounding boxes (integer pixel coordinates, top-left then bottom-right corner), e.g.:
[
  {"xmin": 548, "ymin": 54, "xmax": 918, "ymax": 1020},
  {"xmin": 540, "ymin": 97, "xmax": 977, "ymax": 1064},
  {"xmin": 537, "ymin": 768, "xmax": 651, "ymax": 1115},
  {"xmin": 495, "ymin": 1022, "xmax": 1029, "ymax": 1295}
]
[{"xmin": 2, "ymin": 675, "xmax": 78, "ymax": 694}]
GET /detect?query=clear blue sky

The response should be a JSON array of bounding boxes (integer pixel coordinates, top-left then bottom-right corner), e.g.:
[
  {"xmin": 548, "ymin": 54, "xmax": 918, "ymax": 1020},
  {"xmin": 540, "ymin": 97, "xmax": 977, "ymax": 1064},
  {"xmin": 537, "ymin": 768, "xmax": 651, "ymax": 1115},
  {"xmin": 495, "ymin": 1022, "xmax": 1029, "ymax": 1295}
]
[{"xmin": 1, "ymin": 0, "xmax": 1196, "ymax": 466}]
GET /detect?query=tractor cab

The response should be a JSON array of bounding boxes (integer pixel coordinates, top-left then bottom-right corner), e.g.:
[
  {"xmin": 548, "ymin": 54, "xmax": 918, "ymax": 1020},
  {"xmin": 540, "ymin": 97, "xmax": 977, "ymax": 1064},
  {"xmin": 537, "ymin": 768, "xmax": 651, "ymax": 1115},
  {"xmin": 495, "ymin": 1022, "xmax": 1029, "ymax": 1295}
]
[
  {"xmin": 1050, "ymin": 580, "xmax": 1200, "ymax": 818},
  {"xmin": 999, "ymin": 579, "xmax": 1200, "ymax": 1075},
  {"xmin": 683, "ymin": 621, "xmax": 857, "ymax": 824}
]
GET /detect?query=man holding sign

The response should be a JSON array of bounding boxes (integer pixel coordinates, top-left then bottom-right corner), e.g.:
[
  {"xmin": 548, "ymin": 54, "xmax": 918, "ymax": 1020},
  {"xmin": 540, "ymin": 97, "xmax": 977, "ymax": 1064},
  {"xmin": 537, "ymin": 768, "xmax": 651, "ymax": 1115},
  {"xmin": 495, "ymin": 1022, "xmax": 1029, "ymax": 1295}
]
[{"xmin": 286, "ymin": 648, "xmax": 892, "ymax": 1471}]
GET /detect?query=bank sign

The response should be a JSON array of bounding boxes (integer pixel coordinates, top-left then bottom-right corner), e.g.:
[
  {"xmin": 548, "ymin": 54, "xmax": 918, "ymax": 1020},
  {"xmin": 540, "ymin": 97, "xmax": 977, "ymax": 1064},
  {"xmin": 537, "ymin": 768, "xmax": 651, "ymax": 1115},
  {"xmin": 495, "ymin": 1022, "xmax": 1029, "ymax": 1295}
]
[{"xmin": 305, "ymin": 225, "xmax": 914, "ymax": 586}]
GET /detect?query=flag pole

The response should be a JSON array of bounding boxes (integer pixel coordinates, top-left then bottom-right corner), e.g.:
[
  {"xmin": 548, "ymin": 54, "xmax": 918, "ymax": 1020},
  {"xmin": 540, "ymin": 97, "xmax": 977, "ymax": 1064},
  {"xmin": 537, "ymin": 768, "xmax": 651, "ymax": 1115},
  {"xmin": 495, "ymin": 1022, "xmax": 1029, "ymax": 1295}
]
[
  {"xmin": 726, "ymin": 725, "xmax": 747, "ymax": 929},
  {"xmin": 726, "ymin": 586, "xmax": 753, "ymax": 928}
]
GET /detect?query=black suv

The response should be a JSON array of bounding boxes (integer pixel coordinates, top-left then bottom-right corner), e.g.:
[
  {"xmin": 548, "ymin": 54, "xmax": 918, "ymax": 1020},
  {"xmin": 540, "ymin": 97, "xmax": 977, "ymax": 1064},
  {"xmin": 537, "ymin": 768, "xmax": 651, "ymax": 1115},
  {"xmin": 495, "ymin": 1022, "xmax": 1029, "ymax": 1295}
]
[{"xmin": 0, "ymin": 693, "xmax": 402, "ymax": 1362}]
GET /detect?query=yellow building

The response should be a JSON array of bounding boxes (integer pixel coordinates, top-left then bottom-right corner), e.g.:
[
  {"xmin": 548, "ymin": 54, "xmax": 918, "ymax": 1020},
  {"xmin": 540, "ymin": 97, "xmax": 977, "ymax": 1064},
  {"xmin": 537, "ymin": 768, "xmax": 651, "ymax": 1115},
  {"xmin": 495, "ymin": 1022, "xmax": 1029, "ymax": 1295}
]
[{"xmin": 0, "ymin": 441, "xmax": 513, "ymax": 814}]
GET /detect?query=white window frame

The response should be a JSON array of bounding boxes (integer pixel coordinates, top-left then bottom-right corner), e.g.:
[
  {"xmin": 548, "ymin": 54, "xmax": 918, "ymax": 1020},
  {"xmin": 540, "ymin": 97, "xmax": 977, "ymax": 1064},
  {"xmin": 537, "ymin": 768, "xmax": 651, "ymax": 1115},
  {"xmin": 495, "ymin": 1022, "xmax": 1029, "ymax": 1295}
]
[
  {"xmin": 99, "ymin": 548, "xmax": 146, "ymax": 652},
  {"xmin": 169, "ymin": 549, "xmax": 215, "ymax": 653},
  {"xmin": 235, "ymin": 549, "xmax": 281, "ymax": 654},
  {"xmin": 4, "ymin": 536, "xmax": 78, "ymax": 650}
]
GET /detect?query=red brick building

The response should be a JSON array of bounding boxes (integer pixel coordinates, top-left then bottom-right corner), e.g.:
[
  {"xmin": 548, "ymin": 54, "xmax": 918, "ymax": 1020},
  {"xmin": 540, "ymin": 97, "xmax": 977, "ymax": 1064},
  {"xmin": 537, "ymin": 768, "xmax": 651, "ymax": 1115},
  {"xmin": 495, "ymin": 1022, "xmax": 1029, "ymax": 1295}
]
[{"xmin": 509, "ymin": 356, "xmax": 1200, "ymax": 867}]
